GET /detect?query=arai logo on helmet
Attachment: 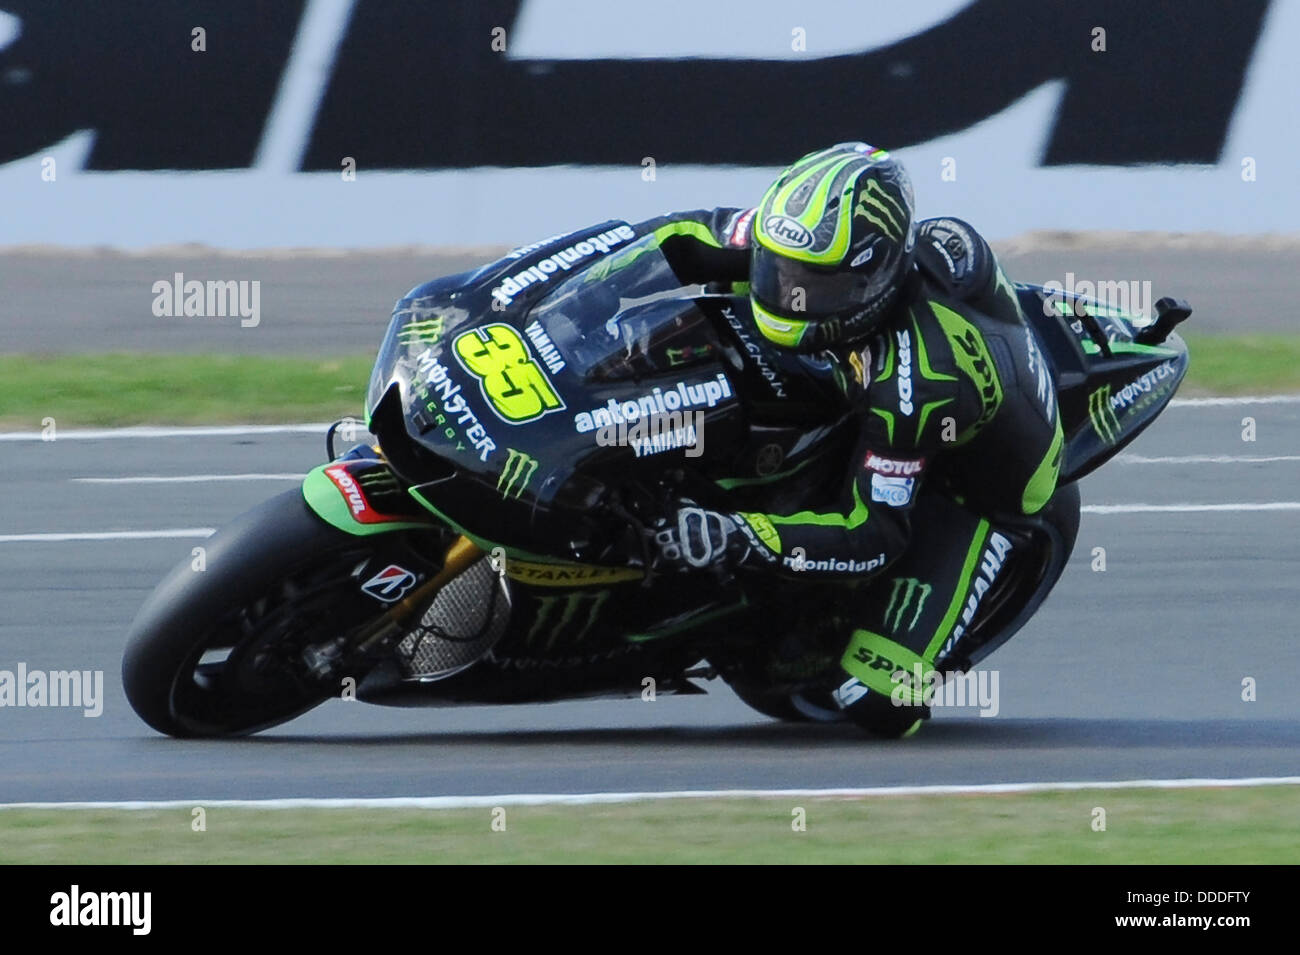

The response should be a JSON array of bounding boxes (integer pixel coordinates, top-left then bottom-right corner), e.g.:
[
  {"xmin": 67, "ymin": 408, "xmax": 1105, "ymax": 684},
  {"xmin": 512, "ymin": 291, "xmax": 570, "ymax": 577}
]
[{"xmin": 763, "ymin": 215, "xmax": 814, "ymax": 249}]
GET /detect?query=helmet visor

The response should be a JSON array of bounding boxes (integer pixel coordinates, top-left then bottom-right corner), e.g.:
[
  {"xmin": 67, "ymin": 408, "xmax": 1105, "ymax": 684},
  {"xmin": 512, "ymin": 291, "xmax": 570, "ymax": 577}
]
[{"xmin": 750, "ymin": 245, "xmax": 901, "ymax": 322}]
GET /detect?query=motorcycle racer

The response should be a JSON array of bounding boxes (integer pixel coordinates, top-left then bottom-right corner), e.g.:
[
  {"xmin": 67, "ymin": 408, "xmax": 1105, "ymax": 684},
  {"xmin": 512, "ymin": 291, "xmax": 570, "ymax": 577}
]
[
  {"xmin": 124, "ymin": 139, "xmax": 1193, "ymax": 742},
  {"xmin": 627, "ymin": 143, "xmax": 1064, "ymax": 736}
]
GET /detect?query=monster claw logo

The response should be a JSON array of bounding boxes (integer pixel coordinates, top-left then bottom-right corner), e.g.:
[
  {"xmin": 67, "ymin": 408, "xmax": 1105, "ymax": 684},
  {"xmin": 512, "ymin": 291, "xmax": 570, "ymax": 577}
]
[
  {"xmin": 885, "ymin": 577, "xmax": 931, "ymax": 632},
  {"xmin": 665, "ymin": 344, "xmax": 714, "ymax": 367},
  {"xmin": 854, "ymin": 179, "xmax": 906, "ymax": 242},
  {"xmin": 1089, "ymin": 385, "xmax": 1121, "ymax": 445},
  {"xmin": 497, "ymin": 448, "xmax": 539, "ymax": 499},
  {"xmin": 397, "ymin": 316, "xmax": 445, "ymax": 347},
  {"xmin": 525, "ymin": 591, "xmax": 610, "ymax": 650}
]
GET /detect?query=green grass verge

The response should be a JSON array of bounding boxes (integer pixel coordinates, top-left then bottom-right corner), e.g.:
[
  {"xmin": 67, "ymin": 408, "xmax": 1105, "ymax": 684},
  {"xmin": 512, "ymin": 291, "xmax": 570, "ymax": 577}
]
[
  {"xmin": 0, "ymin": 353, "xmax": 373, "ymax": 429},
  {"xmin": 2, "ymin": 787, "xmax": 1297, "ymax": 863},
  {"xmin": 0, "ymin": 335, "xmax": 1296, "ymax": 429},
  {"xmin": 1179, "ymin": 333, "xmax": 1300, "ymax": 396}
]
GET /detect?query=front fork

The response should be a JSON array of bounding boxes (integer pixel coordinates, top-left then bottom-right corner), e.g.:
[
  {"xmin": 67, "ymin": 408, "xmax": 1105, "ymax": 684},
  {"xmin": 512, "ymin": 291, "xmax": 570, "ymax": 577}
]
[
  {"xmin": 300, "ymin": 530, "xmax": 484, "ymax": 681},
  {"xmin": 299, "ymin": 440, "xmax": 485, "ymax": 678}
]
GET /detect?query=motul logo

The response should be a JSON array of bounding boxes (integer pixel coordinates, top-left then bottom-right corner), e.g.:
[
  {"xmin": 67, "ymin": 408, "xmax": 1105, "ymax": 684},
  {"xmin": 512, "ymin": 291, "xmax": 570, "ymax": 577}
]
[
  {"xmin": 322, "ymin": 465, "xmax": 405, "ymax": 524},
  {"xmin": 729, "ymin": 208, "xmax": 756, "ymax": 247},
  {"xmin": 325, "ymin": 466, "xmax": 367, "ymax": 516},
  {"xmin": 865, "ymin": 452, "xmax": 924, "ymax": 476}
]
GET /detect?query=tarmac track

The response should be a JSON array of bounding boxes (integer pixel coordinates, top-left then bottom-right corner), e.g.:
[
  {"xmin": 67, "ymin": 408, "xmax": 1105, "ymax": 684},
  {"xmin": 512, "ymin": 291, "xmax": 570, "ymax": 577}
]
[{"xmin": 1, "ymin": 402, "xmax": 1298, "ymax": 801}]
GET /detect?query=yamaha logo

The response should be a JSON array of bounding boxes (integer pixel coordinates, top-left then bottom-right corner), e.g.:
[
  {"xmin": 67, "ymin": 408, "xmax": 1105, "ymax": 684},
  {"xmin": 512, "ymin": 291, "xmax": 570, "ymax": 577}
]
[{"xmin": 763, "ymin": 215, "xmax": 813, "ymax": 249}]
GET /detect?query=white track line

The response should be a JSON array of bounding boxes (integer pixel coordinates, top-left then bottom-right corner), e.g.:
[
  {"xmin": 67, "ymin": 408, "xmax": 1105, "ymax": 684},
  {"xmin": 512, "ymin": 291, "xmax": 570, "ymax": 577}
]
[
  {"xmin": 0, "ymin": 529, "xmax": 215, "ymax": 542},
  {"xmin": 3, "ymin": 777, "xmax": 1299, "ymax": 811},
  {"xmin": 0, "ymin": 396, "xmax": 1294, "ymax": 442},
  {"xmin": 73, "ymin": 474, "xmax": 307, "ymax": 484},
  {"xmin": 1081, "ymin": 502, "xmax": 1300, "ymax": 514},
  {"xmin": 1171, "ymin": 395, "xmax": 1300, "ymax": 407},
  {"xmin": 1117, "ymin": 454, "xmax": 1300, "ymax": 465},
  {"xmin": 63, "ymin": 457, "xmax": 1299, "ymax": 482},
  {"xmin": 0, "ymin": 424, "xmax": 333, "ymax": 442},
  {"xmin": 2, "ymin": 503, "xmax": 1294, "ymax": 542}
]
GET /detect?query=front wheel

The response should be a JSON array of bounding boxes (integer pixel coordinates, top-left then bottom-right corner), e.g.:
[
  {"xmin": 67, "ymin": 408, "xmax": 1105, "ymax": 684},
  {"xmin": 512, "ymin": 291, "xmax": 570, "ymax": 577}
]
[{"xmin": 122, "ymin": 490, "xmax": 440, "ymax": 738}]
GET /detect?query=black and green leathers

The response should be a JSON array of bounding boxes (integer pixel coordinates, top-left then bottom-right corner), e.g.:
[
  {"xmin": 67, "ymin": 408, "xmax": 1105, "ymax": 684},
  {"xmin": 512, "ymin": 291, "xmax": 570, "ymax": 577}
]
[
  {"xmin": 638, "ymin": 208, "xmax": 1061, "ymax": 569},
  {"xmin": 631, "ymin": 207, "xmax": 1062, "ymax": 729}
]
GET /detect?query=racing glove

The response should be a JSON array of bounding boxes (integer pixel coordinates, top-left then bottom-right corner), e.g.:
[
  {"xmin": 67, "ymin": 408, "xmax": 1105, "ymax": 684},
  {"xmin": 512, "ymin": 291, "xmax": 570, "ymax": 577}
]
[{"xmin": 649, "ymin": 501, "xmax": 770, "ymax": 574}]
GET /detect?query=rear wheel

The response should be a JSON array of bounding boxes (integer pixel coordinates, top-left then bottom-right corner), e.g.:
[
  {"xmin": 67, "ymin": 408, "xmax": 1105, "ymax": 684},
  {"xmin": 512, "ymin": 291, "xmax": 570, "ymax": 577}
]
[
  {"xmin": 122, "ymin": 490, "xmax": 438, "ymax": 738},
  {"xmin": 730, "ymin": 684, "xmax": 812, "ymax": 722},
  {"xmin": 730, "ymin": 684, "xmax": 848, "ymax": 723},
  {"xmin": 844, "ymin": 691, "xmax": 927, "ymax": 739}
]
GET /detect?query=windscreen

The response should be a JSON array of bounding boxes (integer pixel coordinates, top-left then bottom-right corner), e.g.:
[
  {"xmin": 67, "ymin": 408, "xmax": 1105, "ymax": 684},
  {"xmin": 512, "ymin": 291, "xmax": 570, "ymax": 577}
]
[{"xmin": 526, "ymin": 234, "xmax": 700, "ymax": 378}]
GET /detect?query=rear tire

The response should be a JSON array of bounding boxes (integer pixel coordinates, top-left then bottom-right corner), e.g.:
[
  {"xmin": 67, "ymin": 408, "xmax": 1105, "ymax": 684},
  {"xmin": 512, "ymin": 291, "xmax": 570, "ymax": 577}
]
[
  {"xmin": 730, "ymin": 684, "xmax": 849, "ymax": 723},
  {"xmin": 730, "ymin": 684, "xmax": 813, "ymax": 722},
  {"xmin": 845, "ymin": 691, "xmax": 928, "ymax": 739},
  {"xmin": 122, "ymin": 490, "xmax": 408, "ymax": 738}
]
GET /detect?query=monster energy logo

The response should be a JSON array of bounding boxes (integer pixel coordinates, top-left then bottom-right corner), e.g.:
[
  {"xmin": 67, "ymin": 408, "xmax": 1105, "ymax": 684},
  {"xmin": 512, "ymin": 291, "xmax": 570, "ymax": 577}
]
[
  {"xmin": 1089, "ymin": 385, "xmax": 1121, "ymax": 445},
  {"xmin": 665, "ymin": 347, "xmax": 692, "ymax": 367},
  {"xmin": 525, "ymin": 591, "xmax": 610, "ymax": 650},
  {"xmin": 855, "ymin": 179, "xmax": 906, "ymax": 241},
  {"xmin": 884, "ymin": 577, "xmax": 931, "ymax": 632},
  {"xmin": 497, "ymin": 448, "xmax": 538, "ymax": 499},
  {"xmin": 398, "ymin": 316, "xmax": 445, "ymax": 346},
  {"xmin": 356, "ymin": 468, "xmax": 401, "ymax": 505}
]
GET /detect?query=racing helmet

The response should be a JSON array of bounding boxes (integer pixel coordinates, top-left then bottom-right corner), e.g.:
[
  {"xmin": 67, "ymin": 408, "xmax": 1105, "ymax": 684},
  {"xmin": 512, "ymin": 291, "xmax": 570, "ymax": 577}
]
[{"xmin": 750, "ymin": 142, "xmax": 917, "ymax": 351}]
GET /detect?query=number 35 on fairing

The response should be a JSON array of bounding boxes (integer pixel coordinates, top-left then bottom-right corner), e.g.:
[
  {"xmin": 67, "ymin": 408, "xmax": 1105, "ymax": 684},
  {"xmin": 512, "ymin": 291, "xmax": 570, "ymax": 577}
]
[{"xmin": 453, "ymin": 323, "xmax": 565, "ymax": 423}]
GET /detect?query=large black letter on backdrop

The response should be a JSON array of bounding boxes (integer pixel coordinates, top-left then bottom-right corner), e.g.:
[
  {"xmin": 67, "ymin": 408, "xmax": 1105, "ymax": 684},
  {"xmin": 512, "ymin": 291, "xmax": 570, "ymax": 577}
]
[
  {"xmin": 0, "ymin": 1, "xmax": 304, "ymax": 168},
  {"xmin": 304, "ymin": 0, "xmax": 1269, "ymax": 170},
  {"xmin": 0, "ymin": 0, "xmax": 1271, "ymax": 170}
]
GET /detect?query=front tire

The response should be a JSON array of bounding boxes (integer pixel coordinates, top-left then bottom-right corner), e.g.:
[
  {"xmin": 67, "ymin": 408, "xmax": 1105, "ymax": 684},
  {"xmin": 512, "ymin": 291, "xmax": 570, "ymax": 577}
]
[{"xmin": 122, "ymin": 490, "xmax": 417, "ymax": 738}]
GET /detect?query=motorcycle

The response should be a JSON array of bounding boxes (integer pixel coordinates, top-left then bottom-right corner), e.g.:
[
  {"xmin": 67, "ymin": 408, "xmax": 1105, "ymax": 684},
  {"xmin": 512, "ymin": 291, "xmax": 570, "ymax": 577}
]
[{"xmin": 122, "ymin": 221, "xmax": 1191, "ymax": 737}]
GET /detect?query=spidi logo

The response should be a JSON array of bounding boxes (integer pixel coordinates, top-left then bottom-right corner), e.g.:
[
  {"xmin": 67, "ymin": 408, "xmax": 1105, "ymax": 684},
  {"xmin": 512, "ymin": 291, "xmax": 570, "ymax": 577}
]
[{"xmin": 895, "ymin": 329, "xmax": 914, "ymax": 414}]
